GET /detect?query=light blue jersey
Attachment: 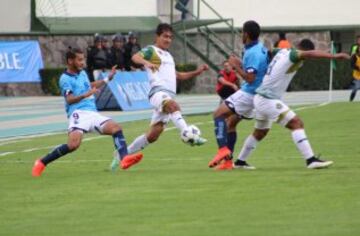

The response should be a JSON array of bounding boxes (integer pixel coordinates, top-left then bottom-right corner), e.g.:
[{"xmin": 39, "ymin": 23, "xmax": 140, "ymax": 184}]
[
  {"xmin": 241, "ymin": 41, "xmax": 269, "ymax": 95},
  {"xmin": 59, "ymin": 70, "xmax": 97, "ymax": 117}
]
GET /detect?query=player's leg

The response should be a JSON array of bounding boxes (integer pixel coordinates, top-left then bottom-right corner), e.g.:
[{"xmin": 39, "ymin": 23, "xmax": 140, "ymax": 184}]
[
  {"xmin": 101, "ymin": 120, "xmax": 143, "ymax": 170},
  {"xmin": 163, "ymin": 99, "xmax": 207, "ymax": 145},
  {"xmin": 226, "ymin": 114, "xmax": 241, "ymax": 155},
  {"xmin": 232, "ymin": 95, "xmax": 274, "ymax": 170},
  {"xmin": 32, "ymin": 130, "xmax": 82, "ymax": 177},
  {"xmin": 128, "ymin": 122, "xmax": 165, "ymax": 154},
  {"xmin": 285, "ymin": 116, "xmax": 333, "ymax": 169},
  {"xmin": 350, "ymin": 80, "xmax": 360, "ymax": 101},
  {"xmin": 234, "ymin": 124, "xmax": 270, "ymax": 170},
  {"xmin": 208, "ymin": 102, "xmax": 235, "ymax": 168}
]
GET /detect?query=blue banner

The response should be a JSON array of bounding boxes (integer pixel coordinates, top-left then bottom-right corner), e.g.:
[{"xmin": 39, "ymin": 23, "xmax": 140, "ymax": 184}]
[
  {"xmin": 107, "ymin": 71, "xmax": 152, "ymax": 111},
  {"xmin": 0, "ymin": 41, "xmax": 44, "ymax": 83}
]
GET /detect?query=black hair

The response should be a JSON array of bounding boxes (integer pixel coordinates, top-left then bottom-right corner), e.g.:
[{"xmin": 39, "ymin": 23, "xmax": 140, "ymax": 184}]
[
  {"xmin": 298, "ymin": 39, "xmax": 315, "ymax": 51},
  {"xmin": 65, "ymin": 47, "xmax": 83, "ymax": 63},
  {"xmin": 279, "ymin": 32, "xmax": 286, "ymax": 40},
  {"xmin": 156, "ymin": 23, "xmax": 173, "ymax": 36},
  {"xmin": 243, "ymin": 20, "xmax": 260, "ymax": 40}
]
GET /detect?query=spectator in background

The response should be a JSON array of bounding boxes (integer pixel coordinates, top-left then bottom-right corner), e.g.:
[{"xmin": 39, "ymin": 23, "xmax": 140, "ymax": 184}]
[
  {"xmin": 124, "ymin": 32, "xmax": 142, "ymax": 71},
  {"xmin": 175, "ymin": 0, "xmax": 190, "ymax": 20},
  {"xmin": 350, "ymin": 35, "xmax": 360, "ymax": 55},
  {"xmin": 216, "ymin": 60, "xmax": 240, "ymax": 100},
  {"xmin": 110, "ymin": 33, "xmax": 126, "ymax": 70},
  {"xmin": 350, "ymin": 46, "xmax": 360, "ymax": 101},
  {"xmin": 274, "ymin": 32, "xmax": 291, "ymax": 49},
  {"xmin": 87, "ymin": 34, "xmax": 111, "ymax": 81}
]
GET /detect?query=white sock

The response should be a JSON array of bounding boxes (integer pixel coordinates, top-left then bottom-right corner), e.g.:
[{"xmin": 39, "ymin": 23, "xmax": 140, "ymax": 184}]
[
  {"xmin": 170, "ymin": 111, "xmax": 188, "ymax": 132},
  {"xmin": 291, "ymin": 129, "xmax": 314, "ymax": 160},
  {"xmin": 127, "ymin": 134, "xmax": 149, "ymax": 154},
  {"xmin": 237, "ymin": 135, "xmax": 258, "ymax": 161}
]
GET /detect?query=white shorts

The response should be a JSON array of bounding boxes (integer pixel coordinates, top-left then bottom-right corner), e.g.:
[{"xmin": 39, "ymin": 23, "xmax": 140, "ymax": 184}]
[
  {"xmin": 149, "ymin": 91, "xmax": 175, "ymax": 125},
  {"xmin": 254, "ymin": 94, "xmax": 296, "ymax": 129},
  {"xmin": 68, "ymin": 110, "xmax": 111, "ymax": 133},
  {"xmin": 224, "ymin": 90, "xmax": 255, "ymax": 119}
]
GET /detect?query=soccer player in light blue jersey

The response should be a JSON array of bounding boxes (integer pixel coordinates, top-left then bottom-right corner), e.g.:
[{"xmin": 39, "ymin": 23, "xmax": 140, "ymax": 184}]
[
  {"xmin": 32, "ymin": 48, "xmax": 142, "ymax": 177},
  {"xmin": 208, "ymin": 20, "xmax": 269, "ymax": 170}
]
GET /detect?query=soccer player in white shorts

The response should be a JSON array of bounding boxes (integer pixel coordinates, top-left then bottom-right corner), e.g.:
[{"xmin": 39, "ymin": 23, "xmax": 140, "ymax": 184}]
[
  {"xmin": 32, "ymin": 48, "xmax": 143, "ymax": 177},
  {"xmin": 234, "ymin": 39, "xmax": 350, "ymax": 169},
  {"xmin": 110, "ymin": 23, "xmax": 209, "ymax": 170}
]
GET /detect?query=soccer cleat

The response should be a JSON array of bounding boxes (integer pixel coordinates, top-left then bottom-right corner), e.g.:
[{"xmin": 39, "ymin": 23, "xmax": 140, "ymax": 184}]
[
  {"xmin": 32, "ymin": 159, "xmax": 46, "ymax": 177},
  {"xmin": 120, "ymin": 152, "xmax": 143, "ymax": 170},
  {"xmin": 110, "ymin": 150, "xmax": 120, "ymax": 172},
  {"xmin": 215, "ymin": 159, "xmax": 233, "ymax": 170},
  {"xmin": 306, "ymin": 156, "xmax": 333, "ymax": 169},
  {"xmin": 192, "ymin": 136, "xmax": 207, "ymax": 146},
  {"xmin": 233, "ymin": 159, "xmax": 256, "ymax": 170},
  {"xmin": 208, "ymin": 146, "xmax": 232, "ymax": 168}
]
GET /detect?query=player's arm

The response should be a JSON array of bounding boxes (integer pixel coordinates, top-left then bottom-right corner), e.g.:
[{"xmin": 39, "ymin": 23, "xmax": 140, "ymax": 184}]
[
  {"xmin": 131, "ymin": 49, "xmax": 158, "ymax": 72},
  {"xmin": 298, "ymin": 50, "xmax": 350, "ymax": 60},
  {"xmin": 90, "ymin": 65, "xmax": 117, "ymax": 88},
  {"xmin": 65, "ymin": 88, "xmax": 97, "ymax": 105},
  {"xmin": 176, "ymin": 64, "xmax": 209, "ymax": 80},
  {"xmin": 228, "ymin": 55, "xmax": 256, "ymax": 83}
]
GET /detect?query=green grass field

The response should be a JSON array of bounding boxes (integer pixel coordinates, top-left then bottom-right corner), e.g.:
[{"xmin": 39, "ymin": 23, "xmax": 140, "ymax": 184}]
[{"xmin": 1, "ymin": 102, "xmax": 360, "ymax": 236}]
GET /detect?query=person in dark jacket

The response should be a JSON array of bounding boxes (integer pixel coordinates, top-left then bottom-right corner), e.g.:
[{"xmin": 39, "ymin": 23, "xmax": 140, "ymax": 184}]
[
  {"xmin": 110, "ymin": 33, "xmax": 126, "ymax": 70},
  {"xmin": 87, "ymin": 34, "xmax": 111, "ymax": 81},
  {"xmin": 124, "ymin": 32, "xmax": 142, "ymax": 71}
]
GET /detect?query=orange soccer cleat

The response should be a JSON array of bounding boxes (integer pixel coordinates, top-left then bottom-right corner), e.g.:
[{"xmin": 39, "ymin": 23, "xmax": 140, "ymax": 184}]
[
  {"xmin": 208, "ymin": 146, "xmax": 231, "ymax": 168},
  {"xmin": 120, "ymin": 153, "xmax": 143, "ymax": 170},
  {"xmin": 32, "ymin": 159, "xmax": 46, "ymax": 177},
  {"xmin": 215, "ymin": 159, "xmax": 233, "ymax": 170}
]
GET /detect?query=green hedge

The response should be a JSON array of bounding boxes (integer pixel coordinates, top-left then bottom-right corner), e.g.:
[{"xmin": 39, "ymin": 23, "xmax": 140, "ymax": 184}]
[
  {"xmin": 175, "ymin": 63, "xmax": 197, "ymax": 93},
  {"xmin": 289, "ymin": 59, "xmax": 352, "ymax": 91},
  {"xmin": 39, "ymin": 68, "xmax": 65, "ymax": 95}
]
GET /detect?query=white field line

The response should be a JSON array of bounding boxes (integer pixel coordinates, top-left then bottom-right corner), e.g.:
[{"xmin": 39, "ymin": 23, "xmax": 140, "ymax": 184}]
[{"xmin": 0, "ymin": 103, "xmax": 328, "ymax": 158}]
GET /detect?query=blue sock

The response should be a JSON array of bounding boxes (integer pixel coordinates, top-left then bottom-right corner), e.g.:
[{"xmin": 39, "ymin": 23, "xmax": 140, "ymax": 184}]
[
  {"xmin": 227, "ymin": 131, "xmax": 237, "ymax": 154},
  {"xmin": 214, "ymin": 117, "xmax": 227, "ymax": 148},
  {"xmin": 41, "ymin": 144, "xmax": 71, "ymax": 165},
  {"xmin": 113, "ymin": 130, "xmax": 128, "ymax": 160}
]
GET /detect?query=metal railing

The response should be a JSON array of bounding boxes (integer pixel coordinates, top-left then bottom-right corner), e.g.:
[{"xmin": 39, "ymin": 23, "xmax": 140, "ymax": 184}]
[{"xmin": 170, "ymin": 0, "xmax": 240, "ymax": 66}]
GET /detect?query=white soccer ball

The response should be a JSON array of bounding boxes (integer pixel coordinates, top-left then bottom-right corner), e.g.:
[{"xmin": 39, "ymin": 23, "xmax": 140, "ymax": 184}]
[{"xmin": 181, "ymin": 125, "xmax": 201, "ymax": 145}]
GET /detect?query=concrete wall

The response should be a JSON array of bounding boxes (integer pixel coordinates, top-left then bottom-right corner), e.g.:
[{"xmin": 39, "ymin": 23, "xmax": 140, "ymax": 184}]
[{"xmin": 0, "ymin": 0, "xmax": 31, "ymax": 33}]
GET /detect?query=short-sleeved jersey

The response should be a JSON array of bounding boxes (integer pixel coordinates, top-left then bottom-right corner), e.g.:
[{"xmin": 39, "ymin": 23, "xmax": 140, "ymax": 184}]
[
  {"xmin": 139, "ymin": 45, "xmax": 176, "ymax": 96},
  {"xmin": 59, "ymin": 70, "xmax": 97, "ymax": 117},
  {"xmin": 241, "ymin": 42, "xmax": 269, "ymax": 95},
  {"xmin": 256, "ymin": 48, "xmax": 303, "ymax": 99}
]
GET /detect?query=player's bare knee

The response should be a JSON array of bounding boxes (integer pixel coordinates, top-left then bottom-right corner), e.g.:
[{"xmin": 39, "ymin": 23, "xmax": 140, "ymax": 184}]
[
  {"xmin": 146, "ymin": 132, "xmax": 160, "ymax": 143},
  {"xmin": 67, "ymin": 141, "xmax": 81, "ymax": 151},
  {"xmin": 164, "ymin": 100, "xmax": 179, "ymax": 113},
  {"xmin": 253, "ymin": 129, "xmax": 268, "ymax": 141},
  {"xmin": 286, "ymin": 117, "xmax": 304, "ymax": 130}
]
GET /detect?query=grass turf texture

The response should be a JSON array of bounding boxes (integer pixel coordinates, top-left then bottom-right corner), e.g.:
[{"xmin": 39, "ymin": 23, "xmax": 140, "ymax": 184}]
[{"xmin": 0, "ymin": 102, "xmax": 359, "ymax": 236}]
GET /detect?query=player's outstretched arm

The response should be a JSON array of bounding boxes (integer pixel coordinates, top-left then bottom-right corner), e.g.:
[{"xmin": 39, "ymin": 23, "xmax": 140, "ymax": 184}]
[
  {"xmin": 176, "ymin": 64, "xmax": 209, "ymax": 80},
  {"xmin": 91, "ymin": 65, "xmax": 118, "ymax": 88},
  {"xmin": 65, "ymin": 87, "xmax": 98, "ymax": 105},
  {"xmin": 299, "ymin": 50, "xmax": 350, "ymax": 60}
]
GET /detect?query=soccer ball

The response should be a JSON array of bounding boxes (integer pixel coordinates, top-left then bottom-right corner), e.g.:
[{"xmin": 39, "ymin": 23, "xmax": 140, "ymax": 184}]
[{"xmin": 181, "ymin": 125, "xmax": 201, "ymax": 145}]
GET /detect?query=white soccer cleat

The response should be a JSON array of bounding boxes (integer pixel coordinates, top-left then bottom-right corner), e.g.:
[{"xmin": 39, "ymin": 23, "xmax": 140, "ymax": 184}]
[{"xmin": 110, "ymin": 150, "xmax": 120, "ymax": 171}]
